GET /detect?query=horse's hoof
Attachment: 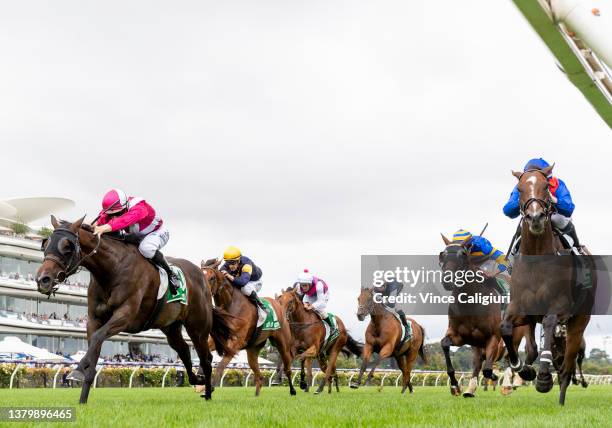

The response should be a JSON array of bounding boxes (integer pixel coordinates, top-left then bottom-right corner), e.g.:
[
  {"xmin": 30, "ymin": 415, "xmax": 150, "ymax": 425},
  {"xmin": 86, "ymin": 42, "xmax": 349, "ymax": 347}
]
[
  {"xmin": 450, "ymin": 386, "xmax": 461, "ymax": 396},
  {"xmin": 490, "ymin": 373, "xmax": 499, "ymax": 382},
  {"xmin": 482, "ymin": 368, "xmax": 493, "ymax": 379},
  {"xmin": 349, "ymin": 382, "xmax": 359, "ymax": 389},
  {"xmin": 581, "ymin": 381, "xmax": 588, "ymax": 389},
  {"xmin": 518, "ymin": 365, "xmax": 536, "ymax": 381},
  {"xmin": 68, "ymin": 369, "xmax": 85, "ymax": 382},
  {"xmin": 290, "ymin": 389, "xmax": 297, "ymax": 396},
  {"xmin": 462, "ymin": 392, "xmax": 475, "ymax": 398},
  {"xmin": 571, "ymin": 378, "xmax": 579, "ymax": 386},
  {"xmin": 199, "ymin": 394, "xmax": 211, "ymax": 401},
  {"xmin": 299, "ymin": 381, "xmax": 307, "ymax": 390},
  {"xmin": 535, "ymin": 372, "xmax": 554, "ymax": 393}
]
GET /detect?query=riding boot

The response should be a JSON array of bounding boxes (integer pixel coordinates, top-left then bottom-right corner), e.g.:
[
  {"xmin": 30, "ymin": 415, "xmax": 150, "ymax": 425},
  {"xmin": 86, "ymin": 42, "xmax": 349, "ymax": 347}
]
[
  {"xmin": 396, "ymin": 309, "xmax": 412, "ymax": 339},
  {"xmin": 323, "ymin": 314, "xmax": 338, "ymax": 337},
  {"xmin": 561, "ymin": 222, "xmax": 581, "ymax": 250},
  {"xmin": 152, "ymin": 251, "xmax": 179, "ymax": 296},
  {"xmin": 248, "ymin": 291, "xmax": 267, "ymax": 313}
]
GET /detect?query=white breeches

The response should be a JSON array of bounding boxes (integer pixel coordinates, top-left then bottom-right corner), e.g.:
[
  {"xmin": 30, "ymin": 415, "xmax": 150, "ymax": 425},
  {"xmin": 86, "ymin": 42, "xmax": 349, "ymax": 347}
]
[
  {"xmin": 304, "ymin": 293, "xmax": 329, "ymax": 319},
  {"xmin": 138, "ymin": 227, "xmax": 169, "ymax": 259},
  {"xmin": 551, "ymin": 213, "xmax": 571, "ymax": 229},
  {"xmin": 241, "ymin": 280, "xmax": 262, "ymax": 296}
]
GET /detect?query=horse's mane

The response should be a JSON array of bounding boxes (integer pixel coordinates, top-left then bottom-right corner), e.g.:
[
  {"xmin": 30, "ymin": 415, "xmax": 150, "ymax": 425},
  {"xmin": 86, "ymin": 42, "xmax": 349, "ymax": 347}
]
[{"xmin": 203, "ymin": 258, "xmax": 221, "ymax": 268}]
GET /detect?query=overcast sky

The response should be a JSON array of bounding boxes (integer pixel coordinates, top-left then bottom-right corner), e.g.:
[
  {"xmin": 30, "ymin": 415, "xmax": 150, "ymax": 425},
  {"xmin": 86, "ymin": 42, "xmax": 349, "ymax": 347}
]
[{"xmin": 1, "ymin": 1, "xmax": 611, "ymax": 352}]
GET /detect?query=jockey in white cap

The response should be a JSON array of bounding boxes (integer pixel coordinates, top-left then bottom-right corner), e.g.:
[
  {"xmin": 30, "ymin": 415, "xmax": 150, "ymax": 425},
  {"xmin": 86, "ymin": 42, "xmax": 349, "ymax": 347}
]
[{"xmin": 295, "ymin": 269, "xmax": 338, "ymax": 337}]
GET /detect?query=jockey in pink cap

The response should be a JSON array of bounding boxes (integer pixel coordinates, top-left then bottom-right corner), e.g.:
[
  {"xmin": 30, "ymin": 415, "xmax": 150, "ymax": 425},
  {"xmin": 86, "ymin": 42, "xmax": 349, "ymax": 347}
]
[{"xmin": 92, "ymin": 189, "xmax": 179, "ymax": 295}]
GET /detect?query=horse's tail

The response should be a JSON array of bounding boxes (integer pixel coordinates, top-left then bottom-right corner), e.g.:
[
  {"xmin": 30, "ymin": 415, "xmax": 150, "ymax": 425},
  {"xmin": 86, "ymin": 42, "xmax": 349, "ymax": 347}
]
[
  {"xmin": 342, "ymin": 334, "xmax": 363, "ymax": 358},
  {"xmin": 417, "ymin": 324, "xmax": 427, "ymax": 364},
  {"xmin": 210, "ymin": 307, "xmax": 235, "ymax": 357}
]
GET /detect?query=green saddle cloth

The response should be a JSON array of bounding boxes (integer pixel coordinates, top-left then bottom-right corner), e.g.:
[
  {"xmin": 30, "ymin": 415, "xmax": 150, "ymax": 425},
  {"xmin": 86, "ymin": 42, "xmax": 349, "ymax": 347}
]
[
  {"xmin": 323, "ymin": 313, "xmax": 340, "ymax": 349},
  {"xmin": 260, "ymin": 298, "xmax": 280, "ymax": 331},
  {"xmin": 166, "ymin": 266, "xmax": 188, "ymax": 305}
]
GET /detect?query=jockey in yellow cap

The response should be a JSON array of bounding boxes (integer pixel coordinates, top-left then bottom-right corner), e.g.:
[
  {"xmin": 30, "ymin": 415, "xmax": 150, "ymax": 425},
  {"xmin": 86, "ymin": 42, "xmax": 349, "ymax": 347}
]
[{"xmin": 220, "ymin": 246, "xmax": 267, "ymax": 314}]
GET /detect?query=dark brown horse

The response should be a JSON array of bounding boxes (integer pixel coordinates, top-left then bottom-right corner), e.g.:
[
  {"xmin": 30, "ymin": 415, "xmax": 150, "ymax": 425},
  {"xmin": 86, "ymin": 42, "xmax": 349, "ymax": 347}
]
[
  {"xmin": 500, "ymin": 165, "xmax": 596, "ymax": 405},
  {"xmin": 200, "ymin": 259, "xmax": 296, "ymax": 396},
  {"xmin": 276, "ymin": 288, "xmax": 362, "ymax": 394},
  {"xmin": 351, "ymin": 288, "xmax": 426, "ymax": 393},
  {"xmin": 439, "ymin": 237, "xmax": 537, "ymax": 397},
  {"xmin": 36, "ymin": 216, "xmax": 233, "ymax": 403}
]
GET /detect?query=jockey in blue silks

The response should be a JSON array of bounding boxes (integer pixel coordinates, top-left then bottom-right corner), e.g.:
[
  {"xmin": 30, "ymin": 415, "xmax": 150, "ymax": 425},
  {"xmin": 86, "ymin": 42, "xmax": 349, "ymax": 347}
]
[
  {"xmin": 503, "ymin": 158, "xmax": 580, "ymax": 251},
  {"xmin": 451, "ymin": 229, "xmax": 511, "ymax": 305}
]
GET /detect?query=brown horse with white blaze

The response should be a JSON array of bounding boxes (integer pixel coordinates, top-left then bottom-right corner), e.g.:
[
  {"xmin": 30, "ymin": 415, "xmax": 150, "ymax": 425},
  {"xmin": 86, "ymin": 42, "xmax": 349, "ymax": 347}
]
[
  {"xmin": 500, "ymin": 164, "xmax": 596, "ymax": 405},
  {"xmin": 36, "ymin": 216, "xmax": 233, "ymax": 404},
  {"xmin": 201, "ymin": 259, "xmax": 296, "ymax": 396},
  {"xmin": 351, "ymin": 288, "xmax": 426, "ymax": 393}
]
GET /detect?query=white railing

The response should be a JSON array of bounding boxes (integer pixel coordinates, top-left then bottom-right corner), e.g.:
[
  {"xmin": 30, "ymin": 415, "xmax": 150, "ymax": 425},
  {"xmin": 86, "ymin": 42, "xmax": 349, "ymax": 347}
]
[{"xmin": 2, "ymin": 359, "xmax": 611, "ymax": 389}]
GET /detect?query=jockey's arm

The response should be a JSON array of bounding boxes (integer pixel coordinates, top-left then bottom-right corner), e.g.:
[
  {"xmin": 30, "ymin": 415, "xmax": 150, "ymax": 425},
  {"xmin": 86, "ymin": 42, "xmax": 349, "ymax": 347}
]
[
  {"xmin": 502, "ymin": 186, "xmax": 521, "ymax": 219},
  {"xmin": 232, "ymin": 264, "xmax": 253, "ymax": 287},
  {"xmin": 310, "ymin": 281, "xmax": 328, "ymax": 311},
  {"xmin": 106, "ymin": 204, "xmax": 148, "ymax": 232},
  {"xmin": 554, "ymin": 179, "xmax": 575, "ymax": 218}
]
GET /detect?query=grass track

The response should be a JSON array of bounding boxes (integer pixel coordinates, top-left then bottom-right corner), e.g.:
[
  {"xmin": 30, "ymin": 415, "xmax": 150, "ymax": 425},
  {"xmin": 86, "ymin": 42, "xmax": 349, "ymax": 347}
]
[{"xmin": 0, "ymin": 385, "xmax": 610, "ymax": 427}]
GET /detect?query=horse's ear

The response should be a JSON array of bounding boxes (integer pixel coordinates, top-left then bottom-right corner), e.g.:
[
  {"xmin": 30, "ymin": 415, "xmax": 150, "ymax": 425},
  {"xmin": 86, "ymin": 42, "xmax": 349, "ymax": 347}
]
[
  {"xmin": 441, "ymin": 233, "xmax": 451, "ymax": 246},
  {"xmin": 274, "ymin": 292, "xmax": 278, "ymax": 299},
  {"xmin": 71, "ymin": 215, "xmax": 86, "ymax": 231},
  {"xmin": 512, "ymin": 170, "xmax": 522, "ymax": 180},
  {"xmin": 50, "ymin": 215, "xmax": 60, "ymax": 229},
  {"xmin": 542, "ymin": 163, "xmax": 554, "ymax": 177}
]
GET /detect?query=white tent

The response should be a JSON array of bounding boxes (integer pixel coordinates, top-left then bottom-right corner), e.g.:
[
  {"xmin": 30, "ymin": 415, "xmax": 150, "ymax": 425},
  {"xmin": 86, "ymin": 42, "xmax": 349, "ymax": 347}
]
[
  {"xmin": 69, "ymin": 350, "xmax": 103, "ymax": 364},
  {"xmin": 0, "ymin": 336, "xmax": 68, "ymax": 362}
]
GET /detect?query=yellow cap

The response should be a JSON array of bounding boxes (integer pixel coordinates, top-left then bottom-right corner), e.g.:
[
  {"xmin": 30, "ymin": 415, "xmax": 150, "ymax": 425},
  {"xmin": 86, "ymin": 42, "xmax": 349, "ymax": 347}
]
[{"xmin": 223, "ymin": 246, "xmax": 241, "ymax": 261}]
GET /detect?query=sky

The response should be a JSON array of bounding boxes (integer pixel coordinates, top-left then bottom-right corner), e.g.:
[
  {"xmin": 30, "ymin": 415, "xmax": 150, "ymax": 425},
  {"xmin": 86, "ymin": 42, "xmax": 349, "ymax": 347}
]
[{"xmin": 1, "ymin": 0, "xmax": 611, "ymax": 353}]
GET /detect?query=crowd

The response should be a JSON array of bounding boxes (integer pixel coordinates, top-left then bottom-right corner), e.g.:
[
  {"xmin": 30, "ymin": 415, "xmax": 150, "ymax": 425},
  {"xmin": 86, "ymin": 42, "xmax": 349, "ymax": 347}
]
[
  {"xmin": 0, "ymin": 271, "xmax": 88, "ymax": 289},
  {"xmin": 3, "ymin": 310, "xmax": 88, "ymax": 327}
]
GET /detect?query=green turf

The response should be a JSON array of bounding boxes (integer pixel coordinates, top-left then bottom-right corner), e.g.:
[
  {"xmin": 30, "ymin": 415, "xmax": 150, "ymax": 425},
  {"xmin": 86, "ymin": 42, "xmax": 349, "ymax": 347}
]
[{"xmin": 0, "ymin": 385, "xmax": 610, "ymax": 428}]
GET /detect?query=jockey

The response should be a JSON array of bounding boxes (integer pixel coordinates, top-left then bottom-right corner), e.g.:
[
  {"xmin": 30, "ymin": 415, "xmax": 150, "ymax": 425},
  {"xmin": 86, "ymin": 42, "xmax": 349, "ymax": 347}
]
[
  {"xmin": 451, "ymin": 229, "xmax": 510, "ymax": 300},
  {"xmin": 503, "ymin": 158, "xmax": 581, "ymax": 251},
  {"xmin": 220, "ymin": 246, "xmax": 267, "ymax": 313},
  {"xmin": 373, "ymin": 281, "xmax": 411, "ymax": 331},
  {"xmin": 92, "ymin": 189, "xmax": 179, "ymax": 296},
  {"xmin": 294, "ymin": 269, "xmax": 338, "ymax": 338}
]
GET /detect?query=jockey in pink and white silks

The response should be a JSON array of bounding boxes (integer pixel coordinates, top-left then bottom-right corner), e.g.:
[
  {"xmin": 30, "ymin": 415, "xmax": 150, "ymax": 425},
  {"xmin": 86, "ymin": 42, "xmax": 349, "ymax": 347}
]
[
  {"xmin": 294, "ymin": 269, "xmax": 338, "ymax": 337},
  {"xmin": 92, "ymin": 189, "xmax": 179, "ymax": 295}
]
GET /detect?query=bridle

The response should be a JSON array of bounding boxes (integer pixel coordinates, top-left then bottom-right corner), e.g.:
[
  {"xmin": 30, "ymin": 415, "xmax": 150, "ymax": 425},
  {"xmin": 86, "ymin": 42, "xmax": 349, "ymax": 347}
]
[
  {"xmin": 42, "ymin": 227, "xmax": 100, "ymax": 296},
  {"xmin": 357, "ymin": 288, "xmax": 376, "ymax": 317},
  {"xmin": 518, "ymin": 169, "xmax": 553, "ymax": 219}
]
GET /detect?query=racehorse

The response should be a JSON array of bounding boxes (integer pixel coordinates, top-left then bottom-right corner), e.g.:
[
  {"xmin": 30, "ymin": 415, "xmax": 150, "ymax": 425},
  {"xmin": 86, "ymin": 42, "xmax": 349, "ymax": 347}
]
[
  {"xmin": 276, "ymin": 288, "xmax": 362, "ymax": 394},
  {"xmin": 499, "ymin": 164, "xmax": 597, "ymax": 405},
  {"xmin": 351, "ymin": 288, "xmax": 426, "ymax": 393},
  {"xmin": 200, "ymin": 259, "xmax": 296, "ymax": 396},
  {"xmin": 438, "ymin": 237, "xmax": 537, "ymax": 397},
  {"xmin": 36, "ymin": 216, "xmax": 233, "ymax": 403}
]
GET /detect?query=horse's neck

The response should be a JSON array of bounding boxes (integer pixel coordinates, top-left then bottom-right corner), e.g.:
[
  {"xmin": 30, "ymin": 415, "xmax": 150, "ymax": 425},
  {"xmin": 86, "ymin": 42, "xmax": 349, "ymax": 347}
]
[
  {"xmin": 215, "ymin": 283, "xmax": 241, "ymax": 311},
  {"xmin": 520, "ymin": 222, "xmax": 556, "ymax": 255},
  {"xmin": 292, "ymin": 300, "xmax": 315, "ymax": 323},
  {"xmin": 80, "ymin": 236, "xmax": 127, "ymax": 286},
  {"xmin": 370, "ymin": 302, "xmax": 390, "ymax": 323}
]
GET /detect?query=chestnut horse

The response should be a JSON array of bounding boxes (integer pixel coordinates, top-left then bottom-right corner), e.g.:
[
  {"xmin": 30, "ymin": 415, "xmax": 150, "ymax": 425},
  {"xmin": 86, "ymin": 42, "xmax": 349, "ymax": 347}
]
[
  {"xmin": 500, "ymin": 164, "xmax": 596, "ymax": 405},
  {"xmin": 276, "ymin": 288, "xmax": 362, "ymax": 394},
  {"xmin": 36, "ymin": 216, "xmax": 233, "ymax": 403},
  {"xmin": 351, "ymin": 288, "xmax": 426, "ymax": 393},
  {"xmin": 199, "ymin": 259, "xmax": 296, "ymax": 396},
  {"xmin": 438, "ymin": 238, "xmax": 537, "ymax": 397}
]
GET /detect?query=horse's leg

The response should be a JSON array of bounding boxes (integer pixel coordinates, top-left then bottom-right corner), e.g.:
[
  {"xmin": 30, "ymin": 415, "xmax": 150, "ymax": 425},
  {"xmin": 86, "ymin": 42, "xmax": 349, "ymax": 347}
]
[
  {"xmin": 246, "ymin": 347, "xmax": 265, "ymax": 396},
  {"xmin": 366, "ymin": 344, "xmax": 392, "ymax": 390},
  {"xmin": 500, "ymin": 314, "xmax": 536, "ymax": 381},
  {"xmin": 441, "ymin": 335, "xmax": 461, "ymax": 396},
  {"xmin": 184, "ymin": 323, "xmax": 213, "ymax": 400},
  {"xmin": 70, "ymin": 306, "xmax": 133, "ymax": 404},
  {"xmin": 162, "ymin": 322, "xmax": 201, "ymax": 386},
  {"xmin": 306, "ymin": 359, "xmax": 313, "ymax": 392},
  {"xmin": 69, "ymin": 317, "xmax": 102, "ymax": 404},
  {"xmin": 350, "ymin": 342, "xmax": 372, "ymax": 389},
  {"xmin": 576, "ymin": 346, "xmax": 587, "ymax": 388},
  {"xmin": 524, "ymin": 324, "xmax": 539, "ymax": 366},
  {"xmin": 535, "ymin": 313, "xmax": 557, "ymax": 394},
  {"xmin": 559, "ymin": 321, "xmax": 588, "ymax": 405},
  {"xmin": 395, "ymin": 354, "xmax": 409, "ymax": 394},
  {"xmin": 482, "ymin": 336, "xmax": 498, "ymax": 380},
  {"xmin": 276, "ymin": 339, "xmax": 296, "ymax": 396},
  {"xmin": 315, "ymin": 348, "xmax": 340, "ymax": 395},
  {"xmin": 463, "ymin": 347, "xmax": 482, "ymax": 398},
  {"xmin": 299, "ymin": 359, "xmax": 308, "ymax": 391}
]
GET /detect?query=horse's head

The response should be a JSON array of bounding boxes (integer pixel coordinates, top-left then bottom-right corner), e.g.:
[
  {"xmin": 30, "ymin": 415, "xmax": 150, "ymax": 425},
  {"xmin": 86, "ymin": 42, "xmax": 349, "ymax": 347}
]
[
  {"xmin": 36, "ymin": 215, "xmax": 88, "ymax": 296},
  {"xmin": 276, "ymin": 287, "xmax": 299, "ymax": 318},
  {"xmin": 439, "ymin": 233, "xmax": 471, "ymax": 290},
  {"xmin": 356, "ymin": 287, "xmax": 374, "ymax": 321},
  {"xmin": 513, "ymin": 164, "xmax": 554, "ymax": 236},
  {"xmin": 200, "ymin": 258, "xmax": 231, "ymax": 300}
]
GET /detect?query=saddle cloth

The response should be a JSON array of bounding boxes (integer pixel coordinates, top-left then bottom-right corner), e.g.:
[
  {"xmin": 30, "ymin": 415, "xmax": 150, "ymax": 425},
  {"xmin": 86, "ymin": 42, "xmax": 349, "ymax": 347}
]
[
  {"xmin": 157, "ymin": 265, "xmax": 188, "ymax": 305},
  {"xmin": 383, "ymin": 305, "xmax": 412, "ymax": 344}
]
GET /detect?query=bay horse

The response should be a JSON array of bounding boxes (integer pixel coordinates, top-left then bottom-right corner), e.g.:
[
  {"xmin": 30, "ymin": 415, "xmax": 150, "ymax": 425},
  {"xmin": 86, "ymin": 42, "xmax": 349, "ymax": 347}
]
[
  {"xmin": 351, "ymin": 288, "xmax": 426, "ymax": 393},
  {"xmin": 200, "ymin": 259, "xmax": 296, "ymax": 396},
  {"xmin": 36, "ymin": 216, "xmax": 233, "ymax": 403},
  {"xmin": 500, "ymin": 164, "xmax": 596, "ymax": 405},
  {"xmin": 276, "ymin": 288, "xmax": 362, "ymax": 394},
  {"xmin": 439, "ymin": 237, "xmax": 538, "ymax": 397}
]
